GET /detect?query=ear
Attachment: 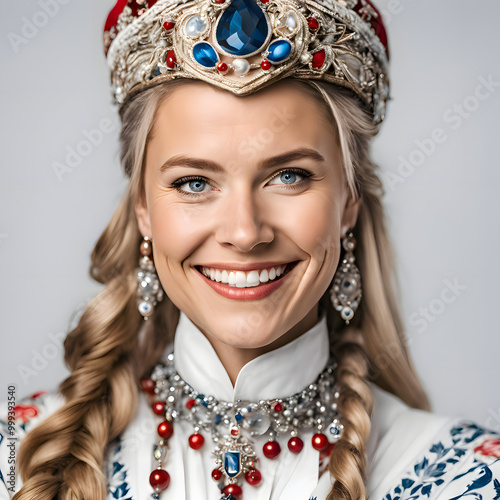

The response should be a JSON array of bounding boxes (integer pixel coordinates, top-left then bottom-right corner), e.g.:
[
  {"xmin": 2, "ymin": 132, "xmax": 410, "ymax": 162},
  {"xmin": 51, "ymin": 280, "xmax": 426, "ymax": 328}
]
[
  {"xmin": 340, "ymin": 194, "xmax": 362, "ymax": 237},
  {"xmin": 135, "ymin": 197, "xmax": 153, "ymax": 238}
]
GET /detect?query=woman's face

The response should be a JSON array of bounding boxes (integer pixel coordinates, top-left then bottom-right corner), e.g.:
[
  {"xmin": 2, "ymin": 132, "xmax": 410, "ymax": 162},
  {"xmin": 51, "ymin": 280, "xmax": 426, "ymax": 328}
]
[{"xmin": 136, "ymin": 80, "xmax": 360, "ymax": 351}]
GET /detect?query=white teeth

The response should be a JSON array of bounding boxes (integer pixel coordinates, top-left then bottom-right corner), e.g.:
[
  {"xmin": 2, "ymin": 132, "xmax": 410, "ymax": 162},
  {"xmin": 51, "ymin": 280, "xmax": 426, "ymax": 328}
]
[
  {"xmin": 269, "ymin": 267, "xmax": 276, "ymax": 280},
  {"xmin": 199, "ymin": 263, "xmax": 293, "ymax": 288},
  {"xmin": 235, "ymin": 271, "xmax": 247, "ymax": 288},
  {"xmin": 246, "ymin": 270, "xmax": 260, "ymax": 287}
]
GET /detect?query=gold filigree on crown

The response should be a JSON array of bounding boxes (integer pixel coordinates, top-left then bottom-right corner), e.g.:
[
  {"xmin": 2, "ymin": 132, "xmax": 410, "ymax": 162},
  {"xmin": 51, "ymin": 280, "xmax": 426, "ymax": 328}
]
[{"xmin": 104, "ymin": 0, "xmax": 390, "ymax": 124}]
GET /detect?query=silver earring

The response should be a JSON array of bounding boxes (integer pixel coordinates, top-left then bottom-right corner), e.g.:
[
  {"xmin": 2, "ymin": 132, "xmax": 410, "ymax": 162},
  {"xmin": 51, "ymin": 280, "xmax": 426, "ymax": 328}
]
[
  {"xmin": 330, "ymin": 231, "xmax": 362, "ymax": 325},
  {"xmin": 137, "ymin": 236, "xmax": 164, "ymax": 320}
]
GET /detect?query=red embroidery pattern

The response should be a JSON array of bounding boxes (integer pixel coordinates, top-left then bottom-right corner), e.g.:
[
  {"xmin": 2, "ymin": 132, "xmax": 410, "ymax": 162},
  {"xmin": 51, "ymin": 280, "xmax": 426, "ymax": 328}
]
[
  {"xmin": 474, "ymin": 438, "xmax": 500, "ymax": 459},
  {"xmin": 14, "ymin": 404, "xmax": 39, "ymax": 423}
]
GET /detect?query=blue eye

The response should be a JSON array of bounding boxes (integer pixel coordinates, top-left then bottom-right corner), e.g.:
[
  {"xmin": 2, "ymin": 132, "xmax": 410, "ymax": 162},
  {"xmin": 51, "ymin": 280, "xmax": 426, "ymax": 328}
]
[
  {"xmin": 170, "ymin": 168, "xmax": 311, "ymax": 197},
  {"xmin": 171, "ymin": 176, "xmax": 212, "ymax": 195},
  {"xmin": 267, "ymin": 168, "xmax": 310, "ymax": 186}
]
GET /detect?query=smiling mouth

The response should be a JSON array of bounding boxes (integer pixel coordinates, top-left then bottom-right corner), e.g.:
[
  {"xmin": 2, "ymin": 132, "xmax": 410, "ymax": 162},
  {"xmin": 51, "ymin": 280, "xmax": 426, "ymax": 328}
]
[{"xmin": 194, "ymin": 261, "xmax": 300, "ymax": 288}]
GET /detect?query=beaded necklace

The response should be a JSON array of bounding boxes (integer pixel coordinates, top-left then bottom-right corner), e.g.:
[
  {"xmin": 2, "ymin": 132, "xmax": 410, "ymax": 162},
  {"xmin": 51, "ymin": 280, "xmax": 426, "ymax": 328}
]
[{"xmin": 140, "ymin": 353, "xmax": 344, "ymax": 500}]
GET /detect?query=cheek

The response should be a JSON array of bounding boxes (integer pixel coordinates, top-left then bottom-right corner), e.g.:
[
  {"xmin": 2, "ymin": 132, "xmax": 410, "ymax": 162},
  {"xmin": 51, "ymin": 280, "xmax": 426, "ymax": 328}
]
[
  {"xmin": 283, "ymin": 192, "xmax": 342, "ymax": 264},
  {"xmin": 148, "ymin": 196, "xmax": 207, "ymax": 266}
]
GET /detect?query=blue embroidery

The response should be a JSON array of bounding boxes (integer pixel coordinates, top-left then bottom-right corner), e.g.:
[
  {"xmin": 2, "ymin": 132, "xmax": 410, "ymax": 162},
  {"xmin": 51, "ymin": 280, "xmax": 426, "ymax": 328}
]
[
  {"xmin": 384, "ymin": 421, "xmax": 500, "ymax": 500},
  {"xmin": 107, "ymin": 440, "xmax": 133, "ymax": 500}
]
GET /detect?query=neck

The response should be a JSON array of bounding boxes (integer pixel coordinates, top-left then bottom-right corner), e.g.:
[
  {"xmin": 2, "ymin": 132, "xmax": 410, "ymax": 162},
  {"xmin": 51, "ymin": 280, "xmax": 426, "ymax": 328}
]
[{"xmin": 201, "ymin": 304, "xmax": 320, "ymax": 386}]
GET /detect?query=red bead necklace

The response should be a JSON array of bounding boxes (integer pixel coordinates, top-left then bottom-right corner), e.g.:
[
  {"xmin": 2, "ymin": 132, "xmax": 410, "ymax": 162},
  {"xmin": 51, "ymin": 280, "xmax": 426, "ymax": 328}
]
[{"xmin": 141, "ymin": 353, "xmax": 343, "ymax": 500}]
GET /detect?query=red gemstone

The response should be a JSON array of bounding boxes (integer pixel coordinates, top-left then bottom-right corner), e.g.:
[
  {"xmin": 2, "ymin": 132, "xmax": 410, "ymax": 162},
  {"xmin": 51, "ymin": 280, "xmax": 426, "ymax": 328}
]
[
  {"xmin": 189, "ymin": 433, "xmax": 205, "ymax": 450},
  {"xmin": 217, "ymin": 62, "xmax": 228, "ymax": 72},
  {"xmin": 261, "ymin": 59, "xmax": 271, "ymax": 71},
  {"xmin": 211, "ymin": 468, "xmax": 222, "ymax": 481},
  {"xmin": 222, "ymin": 484, "xmax": 243, "ymax": 499},
  {"xmin": 140, "ymin": 377, "xmax": 155, "ymax": 394},
  {"xmin": 166, "ymin": 49, "xmax": 176, "ymax": 69},
  {"xmin": 245, "ymin": 469, "xmax": 262, "ymax": 486},
  {"xmin": 163, "ymin": 21, "xmax": 175, "ymax": 31},
  {"xmin": 231, "ymin": 427, "xmax": 239, "ymax": 436},
  {"xmin": 149, "ymin": 468, "xmax": 170, "ymax": 490},
  {"xmin": 186, "ymin": 398, "xmax": 196, "ymax": 410},
  {"xmin": 152, "ymin": 401, "xmax": 165, "ymax": 415},
  {"xmin": 312, "ymin": 433, "xmax": 329, "ymax": 451},
  {"xmin": 307, "ymin": 17, "xmax": 319, "ymax": 30},
  {"xmin": 263, "ymin": 440, "xmax": 281, "ymax": 459},
  {"xmin": 215, "ymin": 0, "xmax": 225, "ymax": 3},
  {"xmin": 260, "ymin": 0, "xmax": 269, "ymax": 3},
  {"xmin": 157, "ymin": 421, "xmax": 174, "ymax": 440},
  {"xmin": 288, "ymin": 436, "xmax": 304, "ymax": 453},
  {"xmin": 312, "ymin": 50, "xmax": 326, "ymax": 69},
  {"xmin": 274, "ymin": 403, "xmax": 283, "ymax": 412}
]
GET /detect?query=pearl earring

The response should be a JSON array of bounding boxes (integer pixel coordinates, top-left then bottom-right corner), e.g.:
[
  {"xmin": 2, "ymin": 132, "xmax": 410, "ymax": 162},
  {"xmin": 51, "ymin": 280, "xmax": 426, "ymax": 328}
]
[
  {"xmin": 136, "ymin": 236, "xmax": 164, "ymax": 320},
  {"xmin": 330, "ymin": 231, "xmax": 362, "ymax": 325}
]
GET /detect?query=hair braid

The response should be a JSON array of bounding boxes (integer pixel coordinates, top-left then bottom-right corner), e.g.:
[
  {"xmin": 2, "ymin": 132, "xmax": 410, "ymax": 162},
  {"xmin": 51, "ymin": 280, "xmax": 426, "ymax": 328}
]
[{"xmin": 327, "ymin": 340, "xmax": 373, "ymax": 499}]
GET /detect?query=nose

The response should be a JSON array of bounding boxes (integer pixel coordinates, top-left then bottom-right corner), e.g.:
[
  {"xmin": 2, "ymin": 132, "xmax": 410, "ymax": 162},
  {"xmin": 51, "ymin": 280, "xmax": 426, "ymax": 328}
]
[{"xmin": 214, "ymin": 187, "xmax": 274, "ymax": 252}]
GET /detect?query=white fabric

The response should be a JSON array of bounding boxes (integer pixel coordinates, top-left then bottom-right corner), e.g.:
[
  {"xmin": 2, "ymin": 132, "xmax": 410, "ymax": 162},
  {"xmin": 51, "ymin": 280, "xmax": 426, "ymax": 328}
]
[{"xmin": 1, "ymin": 309, "xmax": 499, "ymax": 499}]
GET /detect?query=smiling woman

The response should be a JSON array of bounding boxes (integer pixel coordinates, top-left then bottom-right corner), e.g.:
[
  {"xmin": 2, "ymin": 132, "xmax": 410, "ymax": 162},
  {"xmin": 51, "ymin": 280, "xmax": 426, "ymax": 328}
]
[{"xmin": 1, "ymin": 0, "xmax": 500, "ymax": 499}]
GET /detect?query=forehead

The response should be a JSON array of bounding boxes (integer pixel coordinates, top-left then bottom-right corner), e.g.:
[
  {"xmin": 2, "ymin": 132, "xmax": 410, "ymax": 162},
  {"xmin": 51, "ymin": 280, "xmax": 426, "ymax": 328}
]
[{"xmin": 150, "ymin": 81, "xmax": 337, "ymax": 162}]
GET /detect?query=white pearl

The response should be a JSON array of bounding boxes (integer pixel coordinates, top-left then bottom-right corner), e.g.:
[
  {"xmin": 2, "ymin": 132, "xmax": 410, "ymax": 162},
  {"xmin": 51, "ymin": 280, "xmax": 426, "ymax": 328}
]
[
  {"xmin": 232, "ymin": 58, "xmax": 250, "ymax": 76},
  {"xmin": 185, "ymin": 15, "xmax": 207, "ymax": 37},
  {"xmin": 285, "ymin": 12, "xmax": 298, "ymax": 29}
]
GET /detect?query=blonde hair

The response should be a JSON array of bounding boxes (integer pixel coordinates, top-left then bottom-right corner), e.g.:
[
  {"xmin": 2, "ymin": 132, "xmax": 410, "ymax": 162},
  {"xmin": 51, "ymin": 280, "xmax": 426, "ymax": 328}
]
[{"xmin": 14, "ymin": 78, "xmax": 430, "ymax": 500}]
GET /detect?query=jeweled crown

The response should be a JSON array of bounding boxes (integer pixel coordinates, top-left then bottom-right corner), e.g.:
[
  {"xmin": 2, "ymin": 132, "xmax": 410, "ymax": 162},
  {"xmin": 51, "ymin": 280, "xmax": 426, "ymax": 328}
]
[{"xmin": 104, "ymin": 0, "xmax": 390, "ymax": 124}]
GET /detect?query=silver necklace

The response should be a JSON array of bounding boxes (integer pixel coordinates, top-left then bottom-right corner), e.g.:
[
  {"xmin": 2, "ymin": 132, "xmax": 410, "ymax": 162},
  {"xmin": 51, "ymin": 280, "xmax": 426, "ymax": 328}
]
[{"xmin": 142, "ymin": 352, "xmax": 344, "ymax": 500}]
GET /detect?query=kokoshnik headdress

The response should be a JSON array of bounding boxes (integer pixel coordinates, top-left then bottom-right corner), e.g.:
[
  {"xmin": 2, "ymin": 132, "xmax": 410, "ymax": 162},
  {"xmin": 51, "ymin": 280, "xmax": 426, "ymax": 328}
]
[{"xmin": 104, "ymin": 0, "xmax": 390, "ymax": 125}]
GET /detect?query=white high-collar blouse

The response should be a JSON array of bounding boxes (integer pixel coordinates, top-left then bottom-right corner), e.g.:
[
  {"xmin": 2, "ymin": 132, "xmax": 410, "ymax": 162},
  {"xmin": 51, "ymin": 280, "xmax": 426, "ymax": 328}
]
[{"xmin": 1, "ymin": 309, "xmax": 500, "ymax": 499}]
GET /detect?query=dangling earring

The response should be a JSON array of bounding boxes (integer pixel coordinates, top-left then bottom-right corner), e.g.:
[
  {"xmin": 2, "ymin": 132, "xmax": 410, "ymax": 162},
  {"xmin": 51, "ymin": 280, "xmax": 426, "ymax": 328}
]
[
  {"xmin": 330, "ymin": 231, "xmax": 362, "ymax": 325},
  {"xmin": 137, "ymin": 236, "xmax": 164, "ymax": 320}
]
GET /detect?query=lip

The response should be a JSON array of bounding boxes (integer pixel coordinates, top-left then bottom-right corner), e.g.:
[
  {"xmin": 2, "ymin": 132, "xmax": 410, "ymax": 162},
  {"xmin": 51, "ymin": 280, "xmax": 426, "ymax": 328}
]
[
  {"xmin": 194, "ymin": 261, "xmax": 293, "ymax": 272},
  {"xmin": 193, "ymin": 261, "xmax": 299, "ymax": 301}
]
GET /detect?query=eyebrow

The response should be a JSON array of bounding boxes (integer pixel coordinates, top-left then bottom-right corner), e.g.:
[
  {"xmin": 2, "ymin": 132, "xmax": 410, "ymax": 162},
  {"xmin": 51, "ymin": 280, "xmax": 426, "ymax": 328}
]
[{"xmin": 159, "ymin": 147, "xmax": 326, "ymax": 173}]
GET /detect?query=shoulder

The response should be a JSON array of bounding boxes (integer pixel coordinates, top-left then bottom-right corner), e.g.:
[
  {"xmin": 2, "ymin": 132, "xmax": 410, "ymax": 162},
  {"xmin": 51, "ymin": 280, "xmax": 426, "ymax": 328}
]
[
  {"xmin": 0, "ymin": 390, "xmax": 64, "ymax": 498},
  {"xmin": 367, "ymin": 382, "xmax": 500, "ymax": 499}
]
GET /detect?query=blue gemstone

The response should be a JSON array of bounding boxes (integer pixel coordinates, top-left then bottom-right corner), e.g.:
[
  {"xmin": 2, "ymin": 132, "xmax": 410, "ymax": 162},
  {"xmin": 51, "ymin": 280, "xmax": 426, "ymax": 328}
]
[
  {"xmin": 224, "ymin": 451, "xmax": 241, "ymax": 478},
  {"xmin": 193, "ymin": 42, "xmax": 218, "ymax": 68},
  {"xmin": 235, "ymin": 413, "xmax": 243, "ymax": 422},
  {"xmin": 216, "ymin": 0, "xmax": 269, "ymax": 56},
  {"xmin": 267, "ymin": 39, "xmax": 291, "ymax": 63},
  {"xmin": 214, "ymin": 415, "xmax": 222, "ymax": 424}
]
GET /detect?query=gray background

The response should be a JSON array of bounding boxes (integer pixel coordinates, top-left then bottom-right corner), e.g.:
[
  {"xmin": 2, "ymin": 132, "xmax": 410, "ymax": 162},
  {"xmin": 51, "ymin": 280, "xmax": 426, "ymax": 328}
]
[{"xmin": 1, "ymin": 1, "xmax": 499, "ymax": 431}]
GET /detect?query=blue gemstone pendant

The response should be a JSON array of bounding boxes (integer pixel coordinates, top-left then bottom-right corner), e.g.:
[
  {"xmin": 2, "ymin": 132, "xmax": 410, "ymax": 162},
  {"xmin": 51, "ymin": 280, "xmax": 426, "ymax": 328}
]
[
  {"xmin": 215, "ymin": 0, "xmax": 271, "ymax": 56},
  {"xmin": 224, "ymin": 451, "xmax": 241, "ymax": 478}
]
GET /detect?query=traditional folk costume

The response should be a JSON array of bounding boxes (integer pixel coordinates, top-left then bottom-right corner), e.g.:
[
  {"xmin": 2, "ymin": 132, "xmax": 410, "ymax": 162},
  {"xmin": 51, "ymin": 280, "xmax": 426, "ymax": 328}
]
[{"xmin": 2, "ymin": 0, "xmax": 499, "ymax": 498}]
